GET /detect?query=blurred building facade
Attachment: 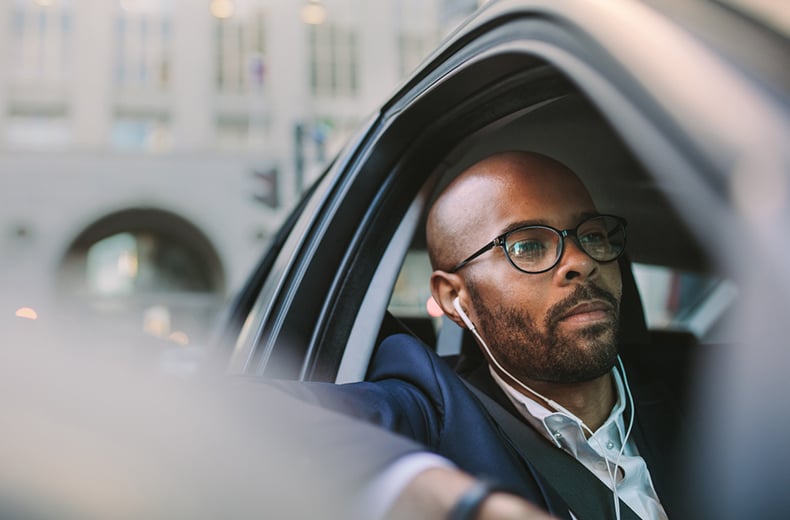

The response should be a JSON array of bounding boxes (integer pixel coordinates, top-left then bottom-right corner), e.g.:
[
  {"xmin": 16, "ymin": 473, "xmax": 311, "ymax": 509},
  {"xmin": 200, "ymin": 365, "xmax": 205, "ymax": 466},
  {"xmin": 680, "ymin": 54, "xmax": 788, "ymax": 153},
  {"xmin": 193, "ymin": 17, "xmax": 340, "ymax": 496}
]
[{"xmin": 0, "ymin": 0, "xmax": 478, "ymax": 347}]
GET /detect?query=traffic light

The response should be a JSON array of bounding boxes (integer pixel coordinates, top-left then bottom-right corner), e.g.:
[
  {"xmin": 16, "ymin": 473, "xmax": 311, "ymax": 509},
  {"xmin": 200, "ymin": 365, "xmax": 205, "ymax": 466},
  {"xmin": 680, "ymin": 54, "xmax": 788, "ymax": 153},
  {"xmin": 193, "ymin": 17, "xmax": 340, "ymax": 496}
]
[{"xmin": 252, "ymin": 166, "xmax": 278, "ymax": 208}]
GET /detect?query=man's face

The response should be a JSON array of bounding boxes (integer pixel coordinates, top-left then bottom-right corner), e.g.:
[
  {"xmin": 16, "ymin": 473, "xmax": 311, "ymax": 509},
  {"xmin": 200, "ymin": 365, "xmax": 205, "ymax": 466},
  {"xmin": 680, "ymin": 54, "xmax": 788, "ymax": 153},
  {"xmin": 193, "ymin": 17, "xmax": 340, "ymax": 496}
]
[{"xmin": 460, "ymin": 168, "xmax": 623, "ymax": 384}]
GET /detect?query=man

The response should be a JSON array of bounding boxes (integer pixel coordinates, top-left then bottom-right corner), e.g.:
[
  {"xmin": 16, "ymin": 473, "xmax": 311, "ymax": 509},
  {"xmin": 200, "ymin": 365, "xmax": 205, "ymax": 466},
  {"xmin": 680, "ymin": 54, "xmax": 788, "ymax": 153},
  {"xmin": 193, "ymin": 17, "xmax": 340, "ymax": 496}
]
[{"xmin": 276, "ymin": 151, "xmax": 679, "ymax": 519}]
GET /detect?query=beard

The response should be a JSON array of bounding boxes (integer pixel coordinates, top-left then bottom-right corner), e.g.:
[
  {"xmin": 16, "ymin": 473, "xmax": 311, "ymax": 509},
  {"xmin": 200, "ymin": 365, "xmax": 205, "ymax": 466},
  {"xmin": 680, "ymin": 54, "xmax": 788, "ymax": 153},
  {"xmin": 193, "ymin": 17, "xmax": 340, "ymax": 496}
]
[{"xmin": 468, "ymin": 282, "xmax": 620, "ymax": 384}]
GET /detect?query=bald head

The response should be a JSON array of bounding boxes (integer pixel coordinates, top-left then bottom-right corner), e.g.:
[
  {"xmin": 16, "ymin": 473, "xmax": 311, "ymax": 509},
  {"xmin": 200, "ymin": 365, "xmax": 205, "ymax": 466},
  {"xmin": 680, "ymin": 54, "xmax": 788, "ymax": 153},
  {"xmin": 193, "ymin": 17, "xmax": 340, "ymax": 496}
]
[{"xmin": 426, "ymin": 151, "xmax": 595, "ymax": 272}]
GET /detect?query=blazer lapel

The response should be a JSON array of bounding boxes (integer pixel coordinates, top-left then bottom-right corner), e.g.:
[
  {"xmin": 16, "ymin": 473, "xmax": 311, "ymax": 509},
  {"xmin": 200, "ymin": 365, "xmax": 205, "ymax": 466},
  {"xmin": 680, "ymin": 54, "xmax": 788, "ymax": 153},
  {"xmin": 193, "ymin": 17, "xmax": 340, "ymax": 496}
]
[
  {"xmin": 466, "ymin": 364, "xmax": 520, "ymax": 413},
  {"xmin": 467, "ymin": 361, "xmax": 683, "ymax": 517}
]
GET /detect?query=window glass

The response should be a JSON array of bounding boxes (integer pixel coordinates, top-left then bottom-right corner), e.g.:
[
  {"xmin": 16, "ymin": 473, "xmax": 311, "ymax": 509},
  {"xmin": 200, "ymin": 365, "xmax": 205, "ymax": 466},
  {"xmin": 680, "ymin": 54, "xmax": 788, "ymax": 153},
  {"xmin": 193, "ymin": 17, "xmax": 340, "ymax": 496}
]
[
  {"xmin": 632, "ymin": 263, "xmax": 737, "ymax": 338},
  {"xmin": 308, "ymin": 24, "xmax": 359, "ymax": 97},
  {"xmin": 214, "ymin": 9, "xmax": 266, "ymax": 93},
  {"xmin": 115, "ymin": 0, "xmax": 171, "ymax": 90},
  {"xmin": 111, "ymin": 115, "xmax": 171, "ymax": 152},
  {"xmin": 395, "ymin": 0, "xmax": 441, "ymax": 76},
  {"xmin": 389, "ymin": 250, "xmax": 435, "ymax": 319},
  {"xmin": 6, "ymin": 114, "xmax": 71, "ymax": 149},
  {"xmin": 9, "ymin": 0, "xmax": 72, "ymax": 84}
]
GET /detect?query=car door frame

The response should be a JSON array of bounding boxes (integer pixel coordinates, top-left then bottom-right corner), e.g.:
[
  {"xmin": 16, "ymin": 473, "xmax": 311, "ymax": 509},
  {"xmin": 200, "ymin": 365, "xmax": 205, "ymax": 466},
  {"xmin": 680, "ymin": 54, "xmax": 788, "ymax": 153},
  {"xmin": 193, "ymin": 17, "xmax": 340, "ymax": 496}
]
[{"xmin": 226, "ymin": 0, "xmax": 788, "ymax": 384}]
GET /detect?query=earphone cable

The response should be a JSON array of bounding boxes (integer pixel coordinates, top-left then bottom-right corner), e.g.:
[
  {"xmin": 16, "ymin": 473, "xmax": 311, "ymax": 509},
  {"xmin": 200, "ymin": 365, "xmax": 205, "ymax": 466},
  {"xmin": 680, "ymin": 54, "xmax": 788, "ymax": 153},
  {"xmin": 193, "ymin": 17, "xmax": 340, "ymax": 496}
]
[{"xmin": 453, "ymin": 297, "xmax": 633, "ymax": 519}]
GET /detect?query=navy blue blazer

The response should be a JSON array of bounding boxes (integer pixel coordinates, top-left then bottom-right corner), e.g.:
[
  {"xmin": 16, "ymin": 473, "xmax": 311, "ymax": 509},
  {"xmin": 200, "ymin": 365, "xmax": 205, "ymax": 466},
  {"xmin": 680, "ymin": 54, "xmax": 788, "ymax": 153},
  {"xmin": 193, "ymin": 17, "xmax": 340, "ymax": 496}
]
[{"xmin": 275, "ymin": 333, "xmax": 681, "ymax": 519}]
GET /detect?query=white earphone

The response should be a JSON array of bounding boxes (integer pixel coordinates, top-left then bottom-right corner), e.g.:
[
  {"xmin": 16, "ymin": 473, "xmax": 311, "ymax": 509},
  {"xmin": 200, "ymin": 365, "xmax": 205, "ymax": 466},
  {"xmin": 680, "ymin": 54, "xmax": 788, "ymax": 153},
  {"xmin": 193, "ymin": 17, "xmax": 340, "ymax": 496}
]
[
  {"xmin": 452, "ymin": 295, "xmax": 478, "ymax": 331},
  {"xmin": 452, "ymin": 296, "xmax": 584, "ymax": 423}
]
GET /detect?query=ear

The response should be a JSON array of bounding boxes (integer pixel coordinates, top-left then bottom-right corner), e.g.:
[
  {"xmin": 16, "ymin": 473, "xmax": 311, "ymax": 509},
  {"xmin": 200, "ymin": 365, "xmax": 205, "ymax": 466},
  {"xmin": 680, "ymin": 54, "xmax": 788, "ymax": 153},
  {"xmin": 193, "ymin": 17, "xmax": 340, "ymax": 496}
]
[{"xmin": 430, "ymin": 270, "xmax": 469, "ymax": 330}]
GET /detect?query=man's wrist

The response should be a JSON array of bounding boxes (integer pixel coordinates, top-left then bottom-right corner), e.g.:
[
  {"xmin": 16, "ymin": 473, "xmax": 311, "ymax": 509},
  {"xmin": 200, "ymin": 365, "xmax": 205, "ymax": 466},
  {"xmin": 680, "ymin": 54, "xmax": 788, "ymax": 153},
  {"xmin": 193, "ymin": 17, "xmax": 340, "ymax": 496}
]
[
  {"xmin": 385, "ymin": 467, "xmax": 476, "ymax": 520},
  {"xmin": 448, "ymin": 480, "xmax": 515, "ymax": 520}
]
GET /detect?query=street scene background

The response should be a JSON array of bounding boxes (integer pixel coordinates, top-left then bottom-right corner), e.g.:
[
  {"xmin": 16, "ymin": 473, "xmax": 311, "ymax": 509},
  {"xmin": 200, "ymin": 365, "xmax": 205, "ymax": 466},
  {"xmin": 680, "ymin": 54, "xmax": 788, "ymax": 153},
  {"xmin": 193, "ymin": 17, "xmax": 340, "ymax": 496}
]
[{"xmin": 1, "ymin": 0, "xmax": 480, "ymax": 348}]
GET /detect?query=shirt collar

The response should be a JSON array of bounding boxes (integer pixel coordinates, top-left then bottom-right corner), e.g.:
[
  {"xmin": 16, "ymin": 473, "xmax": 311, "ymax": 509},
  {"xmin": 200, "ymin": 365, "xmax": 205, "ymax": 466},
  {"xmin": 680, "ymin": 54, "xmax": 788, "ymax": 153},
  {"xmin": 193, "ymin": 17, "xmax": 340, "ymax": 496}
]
[{"xmin": 489, "ymin": 363, "xmax": 628, "ymax": 444}]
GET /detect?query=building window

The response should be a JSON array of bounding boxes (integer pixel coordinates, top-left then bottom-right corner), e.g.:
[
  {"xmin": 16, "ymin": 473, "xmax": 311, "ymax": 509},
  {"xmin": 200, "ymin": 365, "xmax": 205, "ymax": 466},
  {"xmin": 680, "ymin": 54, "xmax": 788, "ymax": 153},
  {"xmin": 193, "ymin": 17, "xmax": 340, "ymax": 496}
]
[
  {"xmin": 215, "ymin": 116, "xmax": 250, "ymax": 151},
  {"xmin": 214, "ymin": 10, "xmax": 267, "ymax": 93},
  {"xmin": 215, "ymin": 113, "xmax": 272, "ymax": 152},
  {"xmin": 5, "ymin": 111, "xmax": 71, "ymax": 150},
  {"xmin": 308, "ymin": 23, "xmax": 359, "ymax": 98},
  {"xmin": 111, "ymin": 113, "xmax": 171, "ymax": 152},
  {"xmin": 396, "ymin": 0, "xmax": 441, "ymax": 78},
  {"xmin": 115, "ymin": 4, "xmax": 172, "ymax": 90},
  {"xmin": 9, "ymin": 0, "xmax": 73, "ymax": 84}
]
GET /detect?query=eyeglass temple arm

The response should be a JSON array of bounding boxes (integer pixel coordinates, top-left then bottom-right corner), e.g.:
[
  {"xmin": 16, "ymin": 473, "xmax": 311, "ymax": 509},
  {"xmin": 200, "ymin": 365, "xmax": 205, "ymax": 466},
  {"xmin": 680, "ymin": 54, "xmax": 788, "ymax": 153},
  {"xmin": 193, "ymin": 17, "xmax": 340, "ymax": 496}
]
[{"xmin": 449, "ymin": 239, "xmax": 500, "ymax": 273}]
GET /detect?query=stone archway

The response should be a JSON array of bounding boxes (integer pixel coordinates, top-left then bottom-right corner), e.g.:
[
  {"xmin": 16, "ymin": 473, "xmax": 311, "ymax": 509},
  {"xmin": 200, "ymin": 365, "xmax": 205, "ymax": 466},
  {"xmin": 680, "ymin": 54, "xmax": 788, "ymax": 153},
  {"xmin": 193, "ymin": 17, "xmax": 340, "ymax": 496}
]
[{"xmin": 58, "ymin": 208, "xmax": 226, "ymax": 350}]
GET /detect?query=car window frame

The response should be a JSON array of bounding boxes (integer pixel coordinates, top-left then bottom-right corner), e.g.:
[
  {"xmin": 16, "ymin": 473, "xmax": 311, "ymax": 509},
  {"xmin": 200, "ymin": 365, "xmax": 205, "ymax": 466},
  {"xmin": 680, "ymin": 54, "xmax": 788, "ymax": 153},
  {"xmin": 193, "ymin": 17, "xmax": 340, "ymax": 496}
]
[{"xmin": 229, "ymin": 4, "xmax": 784, "ymax": 383}]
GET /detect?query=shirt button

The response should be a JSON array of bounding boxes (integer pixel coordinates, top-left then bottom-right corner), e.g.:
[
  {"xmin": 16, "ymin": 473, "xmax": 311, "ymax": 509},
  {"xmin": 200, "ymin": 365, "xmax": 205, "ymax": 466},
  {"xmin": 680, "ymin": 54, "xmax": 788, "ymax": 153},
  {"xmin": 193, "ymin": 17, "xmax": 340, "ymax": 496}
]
[
  {"xmin": 553, "ymin": 432, "xmax": 562, "ymax": 439},
  {"xmin": 606, "ymin": 441, "xmax": 615, "ymax": 450}
]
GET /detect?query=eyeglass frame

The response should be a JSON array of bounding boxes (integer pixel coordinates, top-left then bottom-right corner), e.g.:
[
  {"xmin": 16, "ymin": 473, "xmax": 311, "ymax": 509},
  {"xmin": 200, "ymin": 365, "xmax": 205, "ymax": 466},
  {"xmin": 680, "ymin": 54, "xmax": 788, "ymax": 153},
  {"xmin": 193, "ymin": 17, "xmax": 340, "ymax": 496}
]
[{"xmin": 448, "ymin": 214, "xmax": 628, "ymax": 274}]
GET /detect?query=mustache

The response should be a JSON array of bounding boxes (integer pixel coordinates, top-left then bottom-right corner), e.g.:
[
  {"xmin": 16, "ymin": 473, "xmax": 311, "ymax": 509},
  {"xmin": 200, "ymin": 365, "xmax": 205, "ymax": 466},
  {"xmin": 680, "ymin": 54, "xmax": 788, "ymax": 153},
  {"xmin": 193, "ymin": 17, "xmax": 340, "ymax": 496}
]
[{"xmin": 544, "ymin": 284, "xmax": 619, "ymax": 328}]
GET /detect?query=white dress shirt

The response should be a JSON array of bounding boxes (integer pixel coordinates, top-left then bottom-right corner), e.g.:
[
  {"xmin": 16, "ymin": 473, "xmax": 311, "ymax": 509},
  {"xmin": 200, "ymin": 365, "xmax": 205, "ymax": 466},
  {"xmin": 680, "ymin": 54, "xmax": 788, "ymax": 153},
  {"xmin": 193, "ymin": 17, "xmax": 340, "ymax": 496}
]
[{"xmin": 490, "ymin": 366, "xmax": 669, "ymax": 520}]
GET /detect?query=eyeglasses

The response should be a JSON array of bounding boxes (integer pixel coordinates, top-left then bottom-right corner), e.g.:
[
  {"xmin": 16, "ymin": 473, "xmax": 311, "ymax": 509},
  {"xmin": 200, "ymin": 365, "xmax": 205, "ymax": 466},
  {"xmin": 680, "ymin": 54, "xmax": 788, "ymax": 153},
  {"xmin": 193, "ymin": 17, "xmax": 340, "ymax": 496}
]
[{"xmin": 449, "ymin": 214, "xmax": 627, "ymax": 274}]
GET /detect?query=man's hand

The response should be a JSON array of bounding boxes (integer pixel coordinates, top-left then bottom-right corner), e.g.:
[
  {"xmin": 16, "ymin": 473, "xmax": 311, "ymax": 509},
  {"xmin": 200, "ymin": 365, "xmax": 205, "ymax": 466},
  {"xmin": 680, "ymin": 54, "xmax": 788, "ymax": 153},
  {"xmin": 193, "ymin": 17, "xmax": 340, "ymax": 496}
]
[{"xmin": 386, "ymin": 467, "xmax": 556, "ymax": 520}]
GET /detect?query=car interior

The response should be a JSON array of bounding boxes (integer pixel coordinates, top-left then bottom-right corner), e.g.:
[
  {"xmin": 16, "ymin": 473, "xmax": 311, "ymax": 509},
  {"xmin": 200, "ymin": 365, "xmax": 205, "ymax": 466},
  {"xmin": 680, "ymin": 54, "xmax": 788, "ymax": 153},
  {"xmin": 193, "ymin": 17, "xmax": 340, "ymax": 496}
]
[
  {"xmin": 228, "ymin": 56, "xmax": 737, "ymax": 400},
  {"xmin": 371, "ymin": 91, "xmax": 733, "ymax": 403}
]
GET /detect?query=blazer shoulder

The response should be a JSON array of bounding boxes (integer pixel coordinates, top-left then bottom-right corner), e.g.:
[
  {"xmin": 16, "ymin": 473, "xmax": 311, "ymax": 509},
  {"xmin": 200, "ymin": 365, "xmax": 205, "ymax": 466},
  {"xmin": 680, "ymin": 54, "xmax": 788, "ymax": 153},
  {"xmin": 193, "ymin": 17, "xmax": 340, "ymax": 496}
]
[{"xmin": 368, "ymin": 333, "xmax": 458, "ymax": 388}]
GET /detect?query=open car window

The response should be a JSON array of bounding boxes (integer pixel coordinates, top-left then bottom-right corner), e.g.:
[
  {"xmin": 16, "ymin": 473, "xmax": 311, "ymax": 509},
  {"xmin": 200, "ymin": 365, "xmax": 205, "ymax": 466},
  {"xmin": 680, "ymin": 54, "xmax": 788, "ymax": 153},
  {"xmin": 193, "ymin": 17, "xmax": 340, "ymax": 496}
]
[
  {"xmin": 333, "ymin": 85, "xmax": 717, "ymax": 382},
  {"xmin": 228, "ymin": 2, "xmax": 782, "ymax": 399}
]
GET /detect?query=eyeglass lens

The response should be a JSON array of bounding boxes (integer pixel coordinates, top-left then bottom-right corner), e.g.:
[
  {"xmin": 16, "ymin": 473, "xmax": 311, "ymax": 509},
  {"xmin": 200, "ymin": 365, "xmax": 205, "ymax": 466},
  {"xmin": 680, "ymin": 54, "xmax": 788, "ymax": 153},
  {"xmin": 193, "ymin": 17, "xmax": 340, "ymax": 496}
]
[{"xmin": 504, "ymin": 216, "xmax": 625, "ymax": 273}]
